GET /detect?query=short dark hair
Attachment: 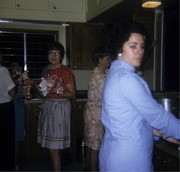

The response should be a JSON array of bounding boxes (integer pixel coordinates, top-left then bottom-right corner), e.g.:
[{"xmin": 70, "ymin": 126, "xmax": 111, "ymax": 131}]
[
  {"xmin": 107, "ymin": 20, "xmax": 149, "ymax": 60},
  {"xmin": 92, "ymin": 47, "xmax": 111, "ymax": 66},
  {"xmin": 47, "ymin": 41, "xmax": 65, "ymax": 57}
]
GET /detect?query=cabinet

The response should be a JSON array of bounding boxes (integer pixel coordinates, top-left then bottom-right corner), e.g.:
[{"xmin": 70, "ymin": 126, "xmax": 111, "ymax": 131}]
[
  {"xmin": 15, "ymin": 0, "xmax": 49, "ymax": 11},
  {"xmin": 86, "ymin": 0, "xmax": 124, "ymax": 21},
  {"xmin": 70, "ymin": 101, "xmax": 86, "ymax": 162},
  {"xmin": 154, "ymin": 147, "xmax": 179, "ymax": 171},
  {"xmin": 51, "ymin": 0, "xmax": 84, "ymax": 13},
  {"xmin": 0, "ymin": 0, "xmax": 12, "ymax": 9},
  {"xmin": 22, "ymin": 100, "xmax": 49, "ymax": 158},
  {"xmin": 154, "ymin": 141, "xmax": 179, "ymax": 171},
  {"xmin": 69, "ymin": 23, "xmax": 105, "ymax": 70},
  {"xmin": 0, "ymin": 0, "xmax": 86, "ymax": 22},
  {"xmin": 22, "ymin": 99, "xmax": 86, "ymax": 160}
]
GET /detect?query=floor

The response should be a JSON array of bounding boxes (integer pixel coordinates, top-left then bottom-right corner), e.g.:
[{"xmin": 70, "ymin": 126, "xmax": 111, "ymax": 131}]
[{"xmin": 18, "ymin": 155, "xmax": 85, "ymax": 171}]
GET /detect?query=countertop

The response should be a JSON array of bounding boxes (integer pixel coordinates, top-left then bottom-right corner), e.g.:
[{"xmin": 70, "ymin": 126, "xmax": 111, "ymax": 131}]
[
  {"xmin": 24, "ymin": 98, "xmax": 87, "ymax": 104},
  {"xmin": 152, "ymin": 91, "xmax": 179, "ymax": 99}
]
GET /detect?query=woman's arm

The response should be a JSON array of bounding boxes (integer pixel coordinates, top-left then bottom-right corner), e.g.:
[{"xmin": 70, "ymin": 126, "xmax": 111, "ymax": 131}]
[
  {"xmin": 34, "ymin": 82, "xmax": 45, "ymax": 98},
  {"xmin": 153, "ymin": 129, "xmax": 180, "ymax": 144},
  {"xmin": 8, "ymin": 87, "xmax": 17, "ymax": 97},
  {"xmin": 153, "ymin": 129, "xmax": 163, "ymax": 137},
  {"xmin": 61, "ymin": 82, "xmax": 76, "ymax": 100}
]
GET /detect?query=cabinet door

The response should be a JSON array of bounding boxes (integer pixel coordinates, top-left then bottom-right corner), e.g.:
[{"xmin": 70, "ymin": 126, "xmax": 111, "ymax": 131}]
[
  {"xmin": 24, "ymin": 102, "xmax": 49, "ymax": 158},
  {"xmin": 0, "ymin": 0, "xmax": 12, "ymax": 9},
  {"xmin": 86, "ymin": 0, "xmax": 124, "ymax": 21},
  {"xmin": 70, "ymin": 101, "xmax": 86, "ymax": 162},
  {"xmin": 86, "ymin": 0, "xmax": 97, "ymax": 15},
  {"xmin": 154, "ymin": 147, "xmax": 179, "ymax": 171},
  {"xmin": 51, "ymin": 0, "xmax": 84, "ymax": 12},
  {"xmin": 15, "ymin": 0, "xmax": 49, "ymax": 11},
  {"xmin": 69, "ymin": 23, "xmax": 105, "ymax": 70}
]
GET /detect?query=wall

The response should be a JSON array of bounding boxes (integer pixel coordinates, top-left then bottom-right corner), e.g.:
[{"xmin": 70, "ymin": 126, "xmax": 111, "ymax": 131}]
[
  {"xmin": 0, "ymin": 21, "xmax": 68, "ymax": 63},
  {"xmin": 0, "ymin": 21, "xmax": 92, "ymax": 90},
  {"xmin": 73, "ymin": 70, "xmax": 92, "ymax": 90}
]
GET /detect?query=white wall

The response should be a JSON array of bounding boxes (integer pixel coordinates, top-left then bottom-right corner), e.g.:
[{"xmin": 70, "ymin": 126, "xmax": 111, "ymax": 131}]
[
  {"xmin": 73, "ymin": 69, "xmax": 153, "ymax": 91},
  {"xmin": 73, "ymin": 70, "xmax": 92, "ymax": 90}
]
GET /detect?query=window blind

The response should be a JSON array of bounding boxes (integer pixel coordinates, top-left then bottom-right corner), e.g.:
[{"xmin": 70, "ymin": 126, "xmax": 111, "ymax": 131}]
[{"xmin": 0, "ymin": 30, "xmax": 57, "ymax": 78}]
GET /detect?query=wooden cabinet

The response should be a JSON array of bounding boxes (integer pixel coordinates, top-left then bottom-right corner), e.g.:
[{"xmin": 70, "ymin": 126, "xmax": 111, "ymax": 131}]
[
  {"xmin": 69, "ymin": 23, "xmax": 105, "ymax": 70},
  {"xmin": 154, "ymin": 142, "xmax": 179, "ymax": 171},
  {"xmin": 22, "ymin": 100, "xmax": 86, "ymax": 160},
  {"xmin": 70, "ymin": 101, "xmax": 86, "ymax": 162},
  {"xmin": 22, "ymin": 100, "xmax": 49, "ymax": 158}
]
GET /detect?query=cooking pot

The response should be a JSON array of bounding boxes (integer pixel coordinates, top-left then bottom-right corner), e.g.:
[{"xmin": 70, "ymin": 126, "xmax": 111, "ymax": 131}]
[
  {"xmin": 156, "ymin": 98, "xmax": 179, "ymax": 119},
  {"xmin": 152, "ymin": 91, "xmax": 179, "ymax": 119}
]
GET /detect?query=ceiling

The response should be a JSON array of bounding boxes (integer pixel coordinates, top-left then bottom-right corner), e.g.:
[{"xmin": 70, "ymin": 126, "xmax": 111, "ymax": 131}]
[{"xmin": 88, "ymin": 0, "xmax": 179, "ymax": 24}]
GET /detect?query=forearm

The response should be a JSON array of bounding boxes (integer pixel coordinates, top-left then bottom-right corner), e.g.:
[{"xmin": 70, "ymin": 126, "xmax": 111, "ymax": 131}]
[
  {"xmin": 34, "ymin": 84, "xmax": 45, "ymax": 98},
  {"xmin": 61, "ymin": 91, "xmax": 76, "ymax": 100},
  {"xmin": 153, "ymin": 129, "xmax": 164, "ymax": 138},
  {"xmin": 8, "ymin": 87, "xmax": 17, "ymax": 97}
]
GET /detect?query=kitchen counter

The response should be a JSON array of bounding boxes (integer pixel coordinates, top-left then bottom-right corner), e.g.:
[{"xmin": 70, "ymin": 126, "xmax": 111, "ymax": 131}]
[
  {"xmin": 22, "ymin": 97, "xmax": 86, "ymax": 158},
  {"xmin": 154, "ymin": 139, "xmax": 179, "ymax": 171},
  {"xmin": 24, "ymin": 98, "xmax": 87, "ymax": 104},
  {"xmin": 152, "ymin": 91, "xmax": 179, "ymax": 99},
  {"xmin": 155, "ymin": 140, "xmax": 179, "ymax": 159}
]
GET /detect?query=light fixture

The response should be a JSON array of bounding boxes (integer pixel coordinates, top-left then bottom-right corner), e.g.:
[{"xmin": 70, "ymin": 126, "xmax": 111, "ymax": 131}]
[{"xmin": 142, "ymin": 0, "xmax": 161, "ymax": 8}]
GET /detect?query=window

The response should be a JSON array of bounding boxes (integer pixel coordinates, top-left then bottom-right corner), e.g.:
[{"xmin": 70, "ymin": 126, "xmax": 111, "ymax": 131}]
[{"xmin": 0, "ymin": 30, "xmax": 57, "ymax": 78}]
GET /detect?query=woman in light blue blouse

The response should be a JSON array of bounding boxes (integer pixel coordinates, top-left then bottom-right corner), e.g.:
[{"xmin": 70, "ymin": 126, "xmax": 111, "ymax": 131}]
[{"xmin": 99, "ymin": 21, "xmax": 180, "ymax": 172}]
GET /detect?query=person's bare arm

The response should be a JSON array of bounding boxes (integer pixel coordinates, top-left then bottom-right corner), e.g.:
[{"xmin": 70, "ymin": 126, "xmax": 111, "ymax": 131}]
[
  {"xmin": 8, "ymin": 87, "xmax": 17, "ymax": 97},
  {"xmin": 34, "ymin": 83, "xmax": 45, "ymax": 98},
  {"xmin": 165, "ymin": 137, "xmax": 180, "ymax": 144},
  {"xmin": 153, "ymin": 129, "xmax": 180, "ymax": 145},
  {"xmin": 61, "ymin": 82, "xmax": 76, "ymax": 100}
]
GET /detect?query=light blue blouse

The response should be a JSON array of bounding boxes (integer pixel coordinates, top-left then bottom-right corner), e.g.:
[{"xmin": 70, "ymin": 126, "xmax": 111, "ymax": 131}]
[{"xmin": 99, "ymin": 60, "xmax": 180, "ymax": 172}]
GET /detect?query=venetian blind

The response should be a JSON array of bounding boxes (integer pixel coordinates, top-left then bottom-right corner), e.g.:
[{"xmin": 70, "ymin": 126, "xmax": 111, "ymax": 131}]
[{"xmin": 0, "ymin": 30, "xmax": 57, "ymax": 78}]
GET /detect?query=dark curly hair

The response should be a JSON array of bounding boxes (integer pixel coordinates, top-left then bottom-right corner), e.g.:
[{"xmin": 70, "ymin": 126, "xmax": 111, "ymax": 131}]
[
  {"xmin": 47, "ymin": 41, "xmax": 65, "ymax": 57},
  {"xmin": 107, "ymin": 20, "xmax": 149, "ymax": 60},
  {"xmin": 91, "ymin": 47, "xmax": 111, "ymax": 66}
]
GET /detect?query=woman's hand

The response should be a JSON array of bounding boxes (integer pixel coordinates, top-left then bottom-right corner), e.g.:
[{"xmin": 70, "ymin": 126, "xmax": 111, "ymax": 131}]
[
  {"xmin": 165, "ymin": 137, "xmax": 180, "ymax": 145},
  {"xmin": 153, "ymin": 129, "xmax": 162, "ymax": 137},
  {"xmin": 153, "ymin": 129, "xmax": 180, "ymax": 145},
  {"xmin": 33, "ymin": 80, "xmax": 45, "ymax": 98},
  {"xmin": 62, "ymin": 83, "xmax": 76, "ymax": 100}
]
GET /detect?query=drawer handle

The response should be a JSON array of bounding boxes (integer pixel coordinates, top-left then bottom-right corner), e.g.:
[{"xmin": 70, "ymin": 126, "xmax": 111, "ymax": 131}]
[{"xmin": 162, "ymin": 160, "xmax": 166, "ymax": 163}]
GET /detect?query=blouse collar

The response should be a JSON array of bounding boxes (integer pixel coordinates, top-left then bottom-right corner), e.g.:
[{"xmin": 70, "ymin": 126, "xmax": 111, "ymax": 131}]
[{"xmin": 111, "ymin": 59, "xmax": 135, "ymax": 73}]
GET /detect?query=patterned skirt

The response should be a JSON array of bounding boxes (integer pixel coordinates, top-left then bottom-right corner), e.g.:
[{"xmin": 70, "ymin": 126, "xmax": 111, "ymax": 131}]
[
  {"xmin": 84, "ymin": 101, "xmax": 104, "ymax": 150},
  {"xmin": 37, "ymin": 98, "xmax": 71, "ymax": 149}
]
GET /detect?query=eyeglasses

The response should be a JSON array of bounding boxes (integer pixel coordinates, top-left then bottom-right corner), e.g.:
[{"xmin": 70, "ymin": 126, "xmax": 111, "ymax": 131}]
[{"xmin": 48, "ymin": 52, "xmax": 61, "ymax": 56}]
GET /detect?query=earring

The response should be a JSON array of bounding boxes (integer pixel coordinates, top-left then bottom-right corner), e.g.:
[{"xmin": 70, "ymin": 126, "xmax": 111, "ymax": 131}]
[
  {"xmin": 118, "ymin": 53, "xmax": 122, "ymax": 57},
  {"xmin": 117, "ymin": 49, "xmax": 122, "ymax": 57}
]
